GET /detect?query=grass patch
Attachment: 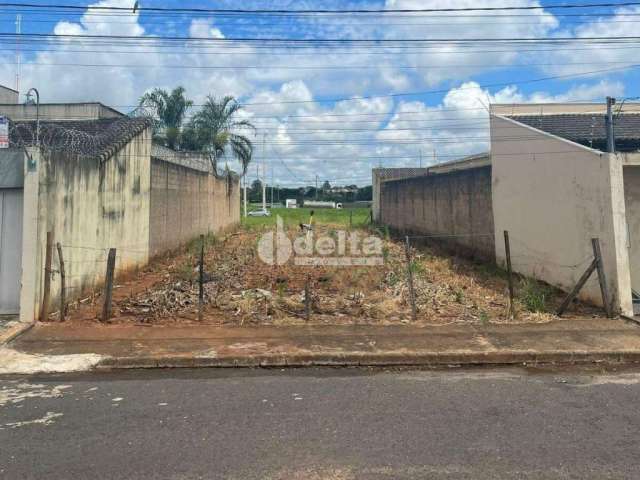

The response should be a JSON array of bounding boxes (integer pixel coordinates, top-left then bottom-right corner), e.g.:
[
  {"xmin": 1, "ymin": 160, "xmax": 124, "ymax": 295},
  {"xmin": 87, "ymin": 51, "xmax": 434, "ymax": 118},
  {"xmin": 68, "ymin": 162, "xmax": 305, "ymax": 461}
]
[
  {"xmin": 518, "ymin": 278, "xmax": 553, "ymax": 313},
  {"xmin": 241, "ymin": 207, "xmax": 371, "ymax": 230}
]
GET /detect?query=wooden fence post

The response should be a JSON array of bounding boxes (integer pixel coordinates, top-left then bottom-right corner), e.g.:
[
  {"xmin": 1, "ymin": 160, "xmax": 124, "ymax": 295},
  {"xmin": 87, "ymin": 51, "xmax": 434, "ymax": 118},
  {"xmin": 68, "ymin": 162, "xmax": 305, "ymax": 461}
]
[
  {"xmin": 404, "ymin": 236, "xmax": 418, "ymax": 322},
  {"xmin": 592, "ymin": 238, "xmax": 613, "ymax": 318},
  {"xmin": 40, "ymin": 231, "xmax": 53, "ymax": 321},
  {"xmin": 556, "ymin": 259, "xmax": 597, "ymax": 316},
  {"xmin": 304, "ymin": 275, "xmax": 311, "ymax": 321},
  {"xmin": 101, "ymin": 248, "xmax": 116, "ymax": 322},
  {"xmin": 503, "ymin": 231, "xmax": 515, "ymax": 317},
  {"xmin": 199, "ymin": 234, "xmax": 205, "ymax": 321},
  {"xmin": 56, "ymin": 242, "xmax": 66, "ymax": 322}
]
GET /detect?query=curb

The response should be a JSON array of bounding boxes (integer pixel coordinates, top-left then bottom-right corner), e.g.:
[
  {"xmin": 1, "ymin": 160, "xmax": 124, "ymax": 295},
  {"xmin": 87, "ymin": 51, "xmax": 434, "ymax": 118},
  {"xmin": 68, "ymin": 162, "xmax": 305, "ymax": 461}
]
[
  {"xmin": 0, "ymin": 322, "xmax": 34, "ymax": 347},
  {"xmin": 96, "ymin": 350, "xmax": 640, "ymax": 370}
]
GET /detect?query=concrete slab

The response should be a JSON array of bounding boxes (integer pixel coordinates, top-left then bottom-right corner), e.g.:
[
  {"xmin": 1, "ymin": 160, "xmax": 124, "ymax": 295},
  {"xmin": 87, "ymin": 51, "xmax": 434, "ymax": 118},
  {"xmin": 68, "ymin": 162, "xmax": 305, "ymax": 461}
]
[{"xmin": 4, "ymin": 318, "xmax": 640, "ymax": 373}]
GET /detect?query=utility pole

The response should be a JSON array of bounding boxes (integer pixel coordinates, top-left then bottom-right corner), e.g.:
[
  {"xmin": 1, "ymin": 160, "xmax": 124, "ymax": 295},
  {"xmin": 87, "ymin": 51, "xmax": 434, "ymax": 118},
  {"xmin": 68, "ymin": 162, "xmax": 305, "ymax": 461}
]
[
  {"xmin": 243, "ymin": 174, "xmax": 247, "ymax": 217},
  {"xmin": 419, "ymin": 149, "xmax": 422, "ymax": 168},
  {"xmin": 433, "ymin": 149, "xmax": 437, "ymax": 165},
  {"xmin": 315, "ymin": 174, "xmax": 318, "ymax": 200},
  {"xmin": 270, "ymin": 163, "xmax": 274, "ymax": 207},
  {"xmin": 15, "ymin": 14, "xmax": 21, "ymax": 95},
  {"xmin": 262, "ymin": 133, "xmax": 267, "ymax": 211},
  {"xmin": 606, "ymin": 96, "xmax": 616, "ymax": 153}
]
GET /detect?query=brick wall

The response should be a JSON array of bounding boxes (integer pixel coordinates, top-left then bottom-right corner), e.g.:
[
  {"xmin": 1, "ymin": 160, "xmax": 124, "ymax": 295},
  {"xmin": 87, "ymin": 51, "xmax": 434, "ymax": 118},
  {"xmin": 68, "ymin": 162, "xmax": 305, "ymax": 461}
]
[
  {"xmin": 379, "ymin": 166, "xmax": 495, "ymax": 260},
  {"xmin": 149, "ymin": 158, "xmax": 240, "ymax": 256}
]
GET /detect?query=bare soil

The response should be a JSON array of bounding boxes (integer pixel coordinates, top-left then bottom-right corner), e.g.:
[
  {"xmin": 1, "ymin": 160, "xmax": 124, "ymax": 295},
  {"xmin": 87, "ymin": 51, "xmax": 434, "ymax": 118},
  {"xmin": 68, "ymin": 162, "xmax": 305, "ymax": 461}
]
[{"xmin": 58, "ymin": 224, "xmax": 604, "ymax": 327}]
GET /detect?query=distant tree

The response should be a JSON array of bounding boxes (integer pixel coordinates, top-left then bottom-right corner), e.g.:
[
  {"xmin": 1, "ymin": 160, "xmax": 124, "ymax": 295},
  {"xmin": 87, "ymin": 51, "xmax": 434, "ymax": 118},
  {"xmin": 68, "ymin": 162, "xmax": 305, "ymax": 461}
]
[
  {"xmin": 322, "ymin": 180, "xmax": 331, "ymax": 192},
  {"xmin": 356, "ymin": 185, "xmax": 373, "ymax": 201},
  {"xmin": 182, "ymin": 95, "xmax": 255, "ymax": 175},
  {"xmin": 139, "ymin": 86, "xmax": 193, "ymax": 149}
]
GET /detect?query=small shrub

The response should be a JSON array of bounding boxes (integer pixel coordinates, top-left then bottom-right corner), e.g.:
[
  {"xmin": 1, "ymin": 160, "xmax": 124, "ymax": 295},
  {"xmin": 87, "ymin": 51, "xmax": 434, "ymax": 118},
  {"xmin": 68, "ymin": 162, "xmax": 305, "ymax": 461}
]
[
  {"xmin": 176, "ymin": 261, "xmax": 194, "ymax": 282},
  {"xmin": 454, "ymin": 288, "xmax": 465, "ymax": 304},
  {"xmin": 479, "ymin": 310, "xmax": 489, "ymax": 324},
  {"xmin": 518, "ymin": 279, "xmax": 551, "ymax": 313},
  {"xmin": 410, "ymin": 260, "xmax": 425, "ymax": 275}
]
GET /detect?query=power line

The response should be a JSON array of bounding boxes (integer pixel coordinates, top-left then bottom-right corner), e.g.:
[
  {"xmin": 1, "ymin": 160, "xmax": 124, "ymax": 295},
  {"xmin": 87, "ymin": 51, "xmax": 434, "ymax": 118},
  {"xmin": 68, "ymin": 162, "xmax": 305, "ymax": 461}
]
[
  {"xmin": 2, "ymin": 2, "xmax": 639, "ymax": 14},
  {"xmin": 5, "ymin": 32, "xmax": 640, "ymax": 44},
  {"xmin": 5, "ymin": 59, "xmax": 640, "ymax": 71}
]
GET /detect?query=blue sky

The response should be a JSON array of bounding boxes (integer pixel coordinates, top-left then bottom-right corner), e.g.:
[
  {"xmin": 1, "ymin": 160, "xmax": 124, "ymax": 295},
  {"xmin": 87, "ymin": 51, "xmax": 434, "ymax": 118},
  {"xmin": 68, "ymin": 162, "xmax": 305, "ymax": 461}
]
[{"xmin": 2, "ymin": 0, "xmax": 640, "ymax": 186}]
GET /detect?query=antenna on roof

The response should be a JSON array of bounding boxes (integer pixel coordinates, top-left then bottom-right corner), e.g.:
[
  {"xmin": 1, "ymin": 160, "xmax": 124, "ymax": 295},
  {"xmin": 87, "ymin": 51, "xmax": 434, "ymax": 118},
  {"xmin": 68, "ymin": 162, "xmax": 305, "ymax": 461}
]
[{"xmin": 15, "ymin": 14, "xmax": 21, "ymax": 96}]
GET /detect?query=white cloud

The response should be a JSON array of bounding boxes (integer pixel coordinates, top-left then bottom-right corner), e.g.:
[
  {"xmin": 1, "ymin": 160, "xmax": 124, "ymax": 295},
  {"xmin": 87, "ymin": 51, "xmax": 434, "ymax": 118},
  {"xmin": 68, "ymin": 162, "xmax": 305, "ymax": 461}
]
[
  {"xmin": 0, "ymin": 0, "xmax": 632, "ymax": 186},
  {"xmin": 189, "ymin": 19, "xmax": 225, "ymax": 39}
]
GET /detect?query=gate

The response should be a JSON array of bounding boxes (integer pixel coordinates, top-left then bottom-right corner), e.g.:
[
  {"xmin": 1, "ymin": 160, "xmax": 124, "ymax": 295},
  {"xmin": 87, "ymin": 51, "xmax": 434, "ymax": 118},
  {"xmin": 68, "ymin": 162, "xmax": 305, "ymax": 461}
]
[{"xmin": 0, "ymin": 188, "xmax": 23, "ymax": 314}]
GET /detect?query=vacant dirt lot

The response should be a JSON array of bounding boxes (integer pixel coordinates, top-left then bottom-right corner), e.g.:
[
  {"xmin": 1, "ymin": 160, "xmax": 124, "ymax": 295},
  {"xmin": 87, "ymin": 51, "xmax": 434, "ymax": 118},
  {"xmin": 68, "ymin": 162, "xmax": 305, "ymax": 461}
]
[{"xmin": 57, "ymin": 219, "xmax": 604, "ymax": 327}]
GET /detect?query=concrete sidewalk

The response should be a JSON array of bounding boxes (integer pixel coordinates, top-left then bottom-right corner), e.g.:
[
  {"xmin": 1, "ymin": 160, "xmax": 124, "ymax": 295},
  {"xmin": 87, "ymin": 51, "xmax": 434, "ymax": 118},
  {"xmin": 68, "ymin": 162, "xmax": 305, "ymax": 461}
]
[{"xmin": 3, "ymin": 318, "xmax": 640, "ymax": 372}]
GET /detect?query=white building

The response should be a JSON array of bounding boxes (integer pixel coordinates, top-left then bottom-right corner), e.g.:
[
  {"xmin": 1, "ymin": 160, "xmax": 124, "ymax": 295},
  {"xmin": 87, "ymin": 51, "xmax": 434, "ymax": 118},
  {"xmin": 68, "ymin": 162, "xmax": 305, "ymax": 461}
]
[{"xmin": 491, "ymin": 102, "xmax": 640, "ymax": 317}]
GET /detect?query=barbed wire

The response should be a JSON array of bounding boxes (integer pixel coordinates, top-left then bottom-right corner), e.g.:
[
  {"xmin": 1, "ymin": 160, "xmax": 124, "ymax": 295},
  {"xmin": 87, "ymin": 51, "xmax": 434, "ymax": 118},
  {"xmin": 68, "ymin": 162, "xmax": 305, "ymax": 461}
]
[{"xmin": 8, "ymin": 115, "xmax": 153, "ymax": 159}]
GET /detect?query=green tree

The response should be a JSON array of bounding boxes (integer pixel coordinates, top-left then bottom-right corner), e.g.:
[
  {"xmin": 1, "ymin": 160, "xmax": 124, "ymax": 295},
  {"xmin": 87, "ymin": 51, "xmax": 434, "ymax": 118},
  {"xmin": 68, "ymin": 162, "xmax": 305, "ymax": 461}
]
[
  {"xmin": 139, "ymin": 86, "xmax": 193, "ymax": 149},
  {"xmin": 183, "ymin": 95, "xmax": 255, "ymax": 175}
]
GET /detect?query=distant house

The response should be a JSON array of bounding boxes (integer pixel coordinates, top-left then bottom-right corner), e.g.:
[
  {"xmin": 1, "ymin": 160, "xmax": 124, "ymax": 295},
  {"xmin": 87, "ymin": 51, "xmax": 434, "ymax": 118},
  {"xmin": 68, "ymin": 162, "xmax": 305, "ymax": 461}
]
[
  {"xmin": 0, "ymin": 102, "xmax": 240, "ymax": 323},
  {"xmin": 491, "ymin": 102, "xmax": 640, "ymax": 316}
]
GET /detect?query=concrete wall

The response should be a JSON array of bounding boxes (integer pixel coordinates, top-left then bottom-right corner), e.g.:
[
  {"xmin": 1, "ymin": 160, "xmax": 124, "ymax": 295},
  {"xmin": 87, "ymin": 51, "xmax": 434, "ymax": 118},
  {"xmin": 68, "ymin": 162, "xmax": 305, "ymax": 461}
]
[
  {"xmin": 491, "ymin": 115, "xmax": 633, "ymax": 316},
  {"xmin": 0, "ymin": 85, "xmax": 18, "ymax": 104},
  {"xmin": 149, "ymin": 158, "xmax": 240, "ymax": 256},
  {"xmin": 0, "ymin": 103, "xmax": 123, "ymax": 121},
  {"xmin": 372, "ymin": 168, "xmax": 428, "ymax": 222},
  {"xmin": 379, "ymin": 166, "xmax": 495, "ymax": 260},
  {"xmin": 624, "ymin": 166, "xmax": 640, "ymax": 293},
  {"xmin": 31, "ymin": 128, "xmax": 152, "ymax": 318}
]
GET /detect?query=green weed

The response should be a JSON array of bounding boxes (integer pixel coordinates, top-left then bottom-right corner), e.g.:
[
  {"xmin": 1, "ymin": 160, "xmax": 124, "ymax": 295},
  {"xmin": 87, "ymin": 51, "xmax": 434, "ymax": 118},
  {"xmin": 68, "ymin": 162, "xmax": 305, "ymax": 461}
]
[{"xmin": 518, "ymin": 278, "xmax": 552, "ymax": 313}]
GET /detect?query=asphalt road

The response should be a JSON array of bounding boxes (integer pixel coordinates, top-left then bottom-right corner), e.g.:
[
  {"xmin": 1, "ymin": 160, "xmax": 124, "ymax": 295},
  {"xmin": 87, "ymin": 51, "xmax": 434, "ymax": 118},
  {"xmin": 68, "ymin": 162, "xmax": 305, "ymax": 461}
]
[{"xmin": 1, "ymin": 367, "xmax": 640, "ymax": 480}]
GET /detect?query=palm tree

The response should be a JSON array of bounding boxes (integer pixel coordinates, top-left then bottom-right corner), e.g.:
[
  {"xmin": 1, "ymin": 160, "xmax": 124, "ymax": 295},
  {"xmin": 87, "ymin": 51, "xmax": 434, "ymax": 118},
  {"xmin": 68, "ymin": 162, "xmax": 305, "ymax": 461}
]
[
  {"xmin": 139, "ymin": 86, "xmax": 193, "ymax": 149},
  {"xmin": 183, "ymin": 95, "xmax": 255, "ymax": 175}
]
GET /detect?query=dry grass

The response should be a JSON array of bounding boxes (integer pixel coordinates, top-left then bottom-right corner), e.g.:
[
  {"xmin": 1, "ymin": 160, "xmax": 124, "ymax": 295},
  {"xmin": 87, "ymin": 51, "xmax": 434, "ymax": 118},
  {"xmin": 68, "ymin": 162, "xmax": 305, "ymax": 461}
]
[{"xmin": 66, "ymin": 223, "xmax": 605, "ymax": 326}]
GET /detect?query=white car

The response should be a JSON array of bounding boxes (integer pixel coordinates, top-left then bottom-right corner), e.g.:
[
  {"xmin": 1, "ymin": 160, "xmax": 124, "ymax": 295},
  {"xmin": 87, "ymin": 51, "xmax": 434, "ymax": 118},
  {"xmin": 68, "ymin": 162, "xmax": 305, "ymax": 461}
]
[{"xmin": 248, "ymin": 209, "xmax": 272, "ymax": 217}]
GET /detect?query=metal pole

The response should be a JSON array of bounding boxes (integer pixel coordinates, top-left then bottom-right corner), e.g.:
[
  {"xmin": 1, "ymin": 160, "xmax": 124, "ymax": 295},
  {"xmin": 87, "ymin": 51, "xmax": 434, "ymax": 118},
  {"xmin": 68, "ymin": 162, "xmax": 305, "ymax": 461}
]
[
  {"xmin": 606, "ymin": 96, "xmax": 616, "ymax": 153},
  {"xmin": 262, "ymin": 133, "xmax": 267, "ymax": 211},
  {"xmin": 15, "ymin": 14, "xmax": 21, "ymax": 95},
  {"xmin": 26, "ymin": 88, "xmax": 39, "ymax": 146}
]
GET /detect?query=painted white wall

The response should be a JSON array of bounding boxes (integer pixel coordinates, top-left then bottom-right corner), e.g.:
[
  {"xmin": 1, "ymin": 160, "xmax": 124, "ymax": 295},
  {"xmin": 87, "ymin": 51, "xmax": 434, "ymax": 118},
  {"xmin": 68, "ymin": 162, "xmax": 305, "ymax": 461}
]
[
  {"xmin": 624, "ymin": 165, "xmax": 640, "ymax": 293},
  {"xmin": 19, "ymin": 147, "xmax": 41, "ymax": 324},
  {"xmin": 20, "ymin": 129, "xmax": 152, "ymax": 321},
  {"xmin": 491, "ymin": 115, "xmax": 633, "ymax": 316}
]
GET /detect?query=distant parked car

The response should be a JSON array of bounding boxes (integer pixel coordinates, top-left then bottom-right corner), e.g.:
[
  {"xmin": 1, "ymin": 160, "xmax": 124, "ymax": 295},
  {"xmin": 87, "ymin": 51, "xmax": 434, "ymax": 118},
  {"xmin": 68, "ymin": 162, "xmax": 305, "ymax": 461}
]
[{"xmin": 248, "ymin": 209, "xmax": 271, "ymax": 217}]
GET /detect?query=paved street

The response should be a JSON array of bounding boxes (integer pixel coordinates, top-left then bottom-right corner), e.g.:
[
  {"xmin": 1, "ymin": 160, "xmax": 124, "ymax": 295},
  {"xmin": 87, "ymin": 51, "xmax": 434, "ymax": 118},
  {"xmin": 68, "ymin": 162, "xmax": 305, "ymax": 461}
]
[{"xmin": 1, "ymin": 367, "xmax": 640, "ymax": 479}]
